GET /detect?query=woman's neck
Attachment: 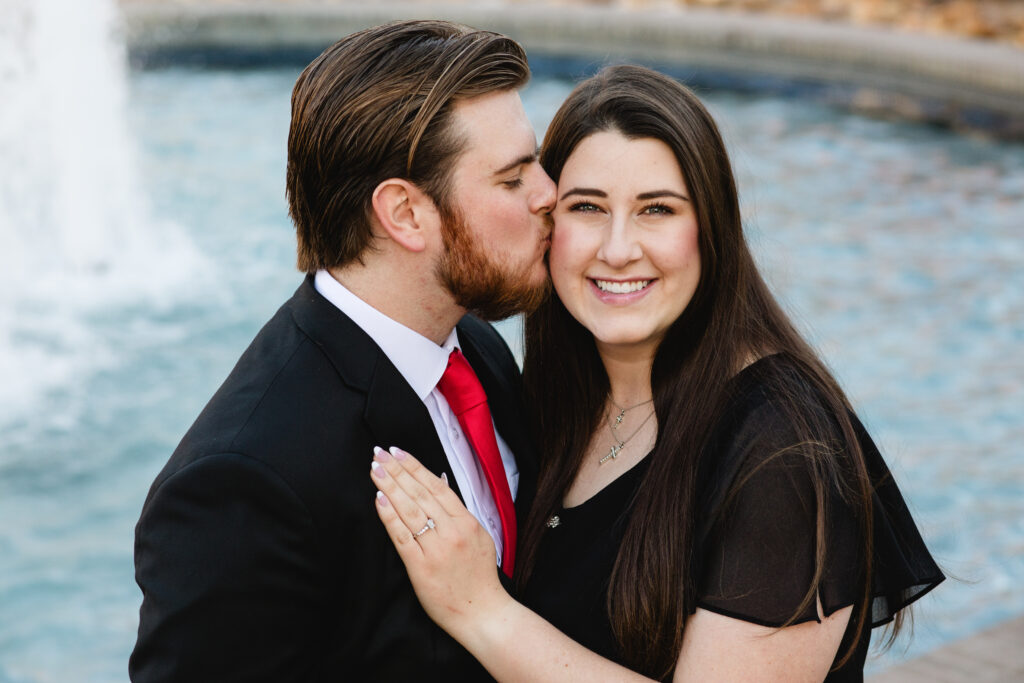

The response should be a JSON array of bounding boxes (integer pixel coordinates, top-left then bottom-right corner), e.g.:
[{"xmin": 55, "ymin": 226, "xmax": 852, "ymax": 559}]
[{"xmin": 596, "ymin": 342, "xmax": 656, "ymax": 407}]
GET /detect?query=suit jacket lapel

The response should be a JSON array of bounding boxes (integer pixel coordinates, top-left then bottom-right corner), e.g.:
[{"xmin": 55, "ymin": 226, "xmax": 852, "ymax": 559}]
[
  {"xmin": 362, "ymin": 355, "xmax": 464, "ymax": 502},
  {"xmin": 287, "ymin": 274, "xmax": 465, "ymax": 502}
]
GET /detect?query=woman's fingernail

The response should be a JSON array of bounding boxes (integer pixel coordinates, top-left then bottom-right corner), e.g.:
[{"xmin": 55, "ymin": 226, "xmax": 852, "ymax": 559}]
[
  {"xmin": 376, "ymin": 490, "xmax": 389, "ymax": 507},
  {"xmin": 371, "ymin": 461, "xmax": 387, "ymax": 478},
  {"xmin": 441, "ymin": 472, "xmax": 448, "ymax": 486},
  {"xmin": 374, "ymin": 447, "xmax": 391, "ymax": 462},
  {"xmin": 389, "ymin": 446, "xmax": 407, "ymax": 460}
]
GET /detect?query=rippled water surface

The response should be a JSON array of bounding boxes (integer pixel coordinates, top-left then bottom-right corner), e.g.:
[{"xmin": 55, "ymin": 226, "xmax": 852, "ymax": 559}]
[{"xmin": 0, "ymin": 67, "xmax": 1021, "ymax": 681}]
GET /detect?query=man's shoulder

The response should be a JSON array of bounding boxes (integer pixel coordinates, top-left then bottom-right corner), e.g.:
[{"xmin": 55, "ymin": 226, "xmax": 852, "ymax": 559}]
[
  {"xmin": 456, "ymin": 314, "xmax": 520, "ymax": 383},
  {"xmin": 455, "ymin": 313, "xmax": 505, "ymax": 345},
  {"xmin": 159, "ymin": 283, "xmax": 373, "ymax": 479}
]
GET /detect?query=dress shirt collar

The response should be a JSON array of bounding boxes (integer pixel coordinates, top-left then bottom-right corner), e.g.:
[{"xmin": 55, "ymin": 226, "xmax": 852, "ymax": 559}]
[{"xmin": 314, "ymin": 269, "xmax": 457, "ymax": 401}]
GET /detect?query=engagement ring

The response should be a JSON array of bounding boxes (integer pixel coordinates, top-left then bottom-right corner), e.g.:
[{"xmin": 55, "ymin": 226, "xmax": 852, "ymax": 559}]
[{"xmin": 412, "ymin": 518, "xmax": 436, "ymax": 538}]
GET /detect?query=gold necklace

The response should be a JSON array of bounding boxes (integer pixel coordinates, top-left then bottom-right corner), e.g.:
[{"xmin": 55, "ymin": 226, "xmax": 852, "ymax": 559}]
[{"xmin": 600, "ymin": 408, "xmax": 656, "ymax": 465}]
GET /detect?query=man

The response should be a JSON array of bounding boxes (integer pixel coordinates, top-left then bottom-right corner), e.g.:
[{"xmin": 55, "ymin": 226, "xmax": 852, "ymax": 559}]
[{"xmin": 131, "ymin": 20, "xmax": 556, "ymax": 681}]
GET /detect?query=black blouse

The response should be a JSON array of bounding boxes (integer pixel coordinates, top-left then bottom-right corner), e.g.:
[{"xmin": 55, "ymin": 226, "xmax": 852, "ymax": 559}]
[{"xmin": 521, "ymin": 355, "xmax": 944, "ymax": 681}]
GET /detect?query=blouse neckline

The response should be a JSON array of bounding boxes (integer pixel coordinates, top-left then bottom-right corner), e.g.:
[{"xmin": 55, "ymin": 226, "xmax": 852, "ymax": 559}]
[
  {"xmin": 559, "ymin": 355, "xmax": 780, "ymax": 513},
  {"xmin": 560, "ymin": 454, "xmax": 651, "ymax": 512}
]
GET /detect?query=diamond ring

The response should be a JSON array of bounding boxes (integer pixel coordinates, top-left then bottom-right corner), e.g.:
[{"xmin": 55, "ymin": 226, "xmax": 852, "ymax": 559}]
[{"xmin": 412, "ymin": 518, "xmax": 436, "ymax": 538}]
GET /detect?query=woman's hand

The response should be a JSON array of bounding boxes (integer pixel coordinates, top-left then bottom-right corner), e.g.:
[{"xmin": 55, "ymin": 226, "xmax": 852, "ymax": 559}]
[
  {"xmin": 370, "ymin": 446, "xmax": 514, "ymax": 641},
  {"xmin": 369, "ymin": 447, "xmax": 652, "ymax": 682}
]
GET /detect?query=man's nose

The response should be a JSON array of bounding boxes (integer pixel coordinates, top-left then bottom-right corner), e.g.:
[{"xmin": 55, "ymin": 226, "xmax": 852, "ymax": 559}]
[{"xmin": 529, "ymin": 166, "xmax": 557, "ymax": 216}]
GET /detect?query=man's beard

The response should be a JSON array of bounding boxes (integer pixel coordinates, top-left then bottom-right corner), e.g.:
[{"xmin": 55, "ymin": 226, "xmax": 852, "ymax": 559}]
[{"xmin": 435, "ymin": 206, "xmax": 551, "ymax": 321}]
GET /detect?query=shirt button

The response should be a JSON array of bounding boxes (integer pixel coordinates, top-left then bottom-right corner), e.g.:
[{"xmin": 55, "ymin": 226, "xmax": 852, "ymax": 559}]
[
  {"xmin": 488, "ymin": 518, "xmax": 497, "ymax": 530},
  {"xmin": 450, "ymin": 427, "xmax": 460, "ymax": 440}
]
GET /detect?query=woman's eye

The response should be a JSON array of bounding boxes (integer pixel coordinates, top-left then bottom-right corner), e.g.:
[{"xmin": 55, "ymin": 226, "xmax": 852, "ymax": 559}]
[
  {"xmin": 568, "ymin": 201, "xmax": 600, "ymax": 212},
  {"xmin": 502, "ymin": 177, "xmax": 524, "ymax": 189},
  {"xmin": 641, "ymin": 203, "xmax": 674, "ymax": 215}
]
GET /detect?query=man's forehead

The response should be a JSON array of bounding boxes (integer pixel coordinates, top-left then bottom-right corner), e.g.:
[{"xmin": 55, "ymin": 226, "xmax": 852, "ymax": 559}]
[{"xmin": 450, "ymin": 90, "xmax": 538, "ymax": 171}]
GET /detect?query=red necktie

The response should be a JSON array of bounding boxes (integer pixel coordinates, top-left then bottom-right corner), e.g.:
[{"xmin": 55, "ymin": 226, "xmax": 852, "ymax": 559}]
[{"xmin": 436, "ymin": 349, "xmax": 516, "ymax": 577}]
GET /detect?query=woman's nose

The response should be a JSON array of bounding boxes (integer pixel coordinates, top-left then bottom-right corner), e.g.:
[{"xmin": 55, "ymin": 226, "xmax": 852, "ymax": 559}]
[{"xmin": 597, "ymin": 218, "xmax": 642, "ymax": 268}]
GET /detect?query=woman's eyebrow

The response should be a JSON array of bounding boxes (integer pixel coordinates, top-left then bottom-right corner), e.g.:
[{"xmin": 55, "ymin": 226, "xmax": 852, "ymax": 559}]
[
  {"xmin": 636, "ymin": 190, "xmax": 689, "ymax": 201},
  {"xmin": 559, "ymin": 187, "xmax": 607, "ymax": 201}
]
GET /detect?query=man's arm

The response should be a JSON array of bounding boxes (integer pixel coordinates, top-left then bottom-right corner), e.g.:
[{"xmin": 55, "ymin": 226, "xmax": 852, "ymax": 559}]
[{"xmin": 131, "ymin": 452, "xmax": 327, "ymax": 682}]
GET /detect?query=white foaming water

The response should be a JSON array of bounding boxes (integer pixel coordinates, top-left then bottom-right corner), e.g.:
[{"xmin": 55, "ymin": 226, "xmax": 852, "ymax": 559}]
[{"xmin": 0, "ymin": 0, "xmax": 207, "ymax": 418}]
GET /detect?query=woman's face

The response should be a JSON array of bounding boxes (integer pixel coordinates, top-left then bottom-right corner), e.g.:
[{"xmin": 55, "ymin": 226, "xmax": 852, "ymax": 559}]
[{"xmin": 549, "ymin": 130, "xmax": 701, "ymax": 358}]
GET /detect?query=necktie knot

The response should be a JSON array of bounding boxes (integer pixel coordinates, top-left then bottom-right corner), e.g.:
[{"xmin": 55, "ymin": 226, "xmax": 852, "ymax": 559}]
[{"xmin": 437, "ymin": 349, "xmax": 487, "ymax": 415}]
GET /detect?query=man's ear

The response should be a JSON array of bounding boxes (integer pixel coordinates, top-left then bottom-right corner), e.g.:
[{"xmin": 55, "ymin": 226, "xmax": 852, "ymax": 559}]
[{"xmin": 371, "ymin": 179, "xmax": 438, "ymax": 253}]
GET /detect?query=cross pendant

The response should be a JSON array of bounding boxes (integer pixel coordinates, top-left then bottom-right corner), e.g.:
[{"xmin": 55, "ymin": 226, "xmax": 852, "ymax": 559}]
[
  {"xmin": 600, "ymin": 444, "xmax": 622, "ymax": 465},
  {"xmin": 614, "ymin": 412, "xmax": 624, "ymax": 427}
]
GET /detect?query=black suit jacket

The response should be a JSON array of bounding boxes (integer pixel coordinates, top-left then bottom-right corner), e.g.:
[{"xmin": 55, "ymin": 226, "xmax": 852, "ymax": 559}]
[{"xmin": 131, "ymin": 276, "xmax": 537, "ymax": 682}]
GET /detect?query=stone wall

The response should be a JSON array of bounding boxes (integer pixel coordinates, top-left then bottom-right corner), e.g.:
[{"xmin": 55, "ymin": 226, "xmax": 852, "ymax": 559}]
[{"xmin": 119, "ymin": 1, "xmax": 1024, "ymax": 137}]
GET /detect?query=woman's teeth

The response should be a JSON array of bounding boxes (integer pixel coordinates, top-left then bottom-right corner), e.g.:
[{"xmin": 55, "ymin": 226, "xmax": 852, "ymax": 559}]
[{"xmin": 593, "ymin": 279, "xmax": 651, "ymax": 294}]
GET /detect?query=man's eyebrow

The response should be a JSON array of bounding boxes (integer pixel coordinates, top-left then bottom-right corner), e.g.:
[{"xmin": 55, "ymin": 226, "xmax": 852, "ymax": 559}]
[
  {"xmin": 492, "ymin": 148, "xmax": 540, "ymax": 176},
  {"xmin": 559, "ymin": 187, "xmax": 608, "ymax": 201},
  {"xmin": 636, "ymin": 190, "xmax": 690, "ymax": 201}
]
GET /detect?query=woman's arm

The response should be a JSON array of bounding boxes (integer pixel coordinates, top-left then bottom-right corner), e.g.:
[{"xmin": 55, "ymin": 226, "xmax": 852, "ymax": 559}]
[
  {"xmin": 369, "ymin": 447, "xmax": 849, "ymax": 682},
  {"xmin": 677, "ymin": 606, "xmax": 851, "ymax": 683}
]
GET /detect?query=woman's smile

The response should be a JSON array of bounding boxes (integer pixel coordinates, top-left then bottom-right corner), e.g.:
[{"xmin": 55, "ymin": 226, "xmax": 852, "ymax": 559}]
[{"xmin": 588, "ymin": 277, "xmax": 657, "ymax": 303}]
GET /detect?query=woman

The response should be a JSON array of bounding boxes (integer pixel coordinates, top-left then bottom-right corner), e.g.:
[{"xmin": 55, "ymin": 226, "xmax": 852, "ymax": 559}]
[{"xmin": 369, "ymin": 65, "xmax": 943, "ymax": 681}]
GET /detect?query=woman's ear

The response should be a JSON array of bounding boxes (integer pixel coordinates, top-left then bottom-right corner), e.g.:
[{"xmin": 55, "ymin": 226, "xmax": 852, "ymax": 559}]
[{"xmin": 371, "ymin": 179, "xmax": 438, "ymax": 253}]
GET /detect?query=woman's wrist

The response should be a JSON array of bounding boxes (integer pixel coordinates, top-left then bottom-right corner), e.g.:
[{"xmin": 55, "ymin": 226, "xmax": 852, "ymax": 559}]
[{"xmin": 452, "ymin": 586, "xmax": 520, "ymax": 655}]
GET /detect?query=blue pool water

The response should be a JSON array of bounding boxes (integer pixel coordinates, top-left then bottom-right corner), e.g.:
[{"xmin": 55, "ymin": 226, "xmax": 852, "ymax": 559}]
[{"xmin": 0, "ymin": 65, "xmax": 1021, "ymax": 681}]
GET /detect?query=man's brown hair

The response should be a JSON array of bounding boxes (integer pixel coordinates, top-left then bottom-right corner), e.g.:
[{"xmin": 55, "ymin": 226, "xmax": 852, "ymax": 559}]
[{"xmin": 286, "ymin": 20, "xmax": 530, "ymax": 272}]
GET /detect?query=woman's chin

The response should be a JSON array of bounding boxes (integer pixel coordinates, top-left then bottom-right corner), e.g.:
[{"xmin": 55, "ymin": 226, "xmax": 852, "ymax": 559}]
[{"xmin": 590, "ymin": 329, "xmax": 665, "ymax": 357}]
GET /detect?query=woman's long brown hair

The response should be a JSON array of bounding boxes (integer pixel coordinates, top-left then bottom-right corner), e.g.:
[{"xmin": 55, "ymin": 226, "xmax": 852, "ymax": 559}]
[{"xmin": 518, "ymin": 65, "xmax": 884, "ymax": 679}]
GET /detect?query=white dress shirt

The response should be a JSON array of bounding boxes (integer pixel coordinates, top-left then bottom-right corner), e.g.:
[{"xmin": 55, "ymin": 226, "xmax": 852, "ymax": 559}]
[{"xmin": 314, "ymin": 270, "xmax": 518, "ymax": 565}]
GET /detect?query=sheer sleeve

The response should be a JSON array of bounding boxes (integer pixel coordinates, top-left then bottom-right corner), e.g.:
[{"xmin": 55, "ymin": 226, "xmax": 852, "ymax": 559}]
[
  {"xmin": 696, "ymin": 398, "xmax": 860, "ymax": 626},
  {"xmin": 695, "ymin": 363, "xmax": 943, "ymax": 628},
  {"xmin": 850, "ymin": 413, "xmax": 944, "ymax": 626}
]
